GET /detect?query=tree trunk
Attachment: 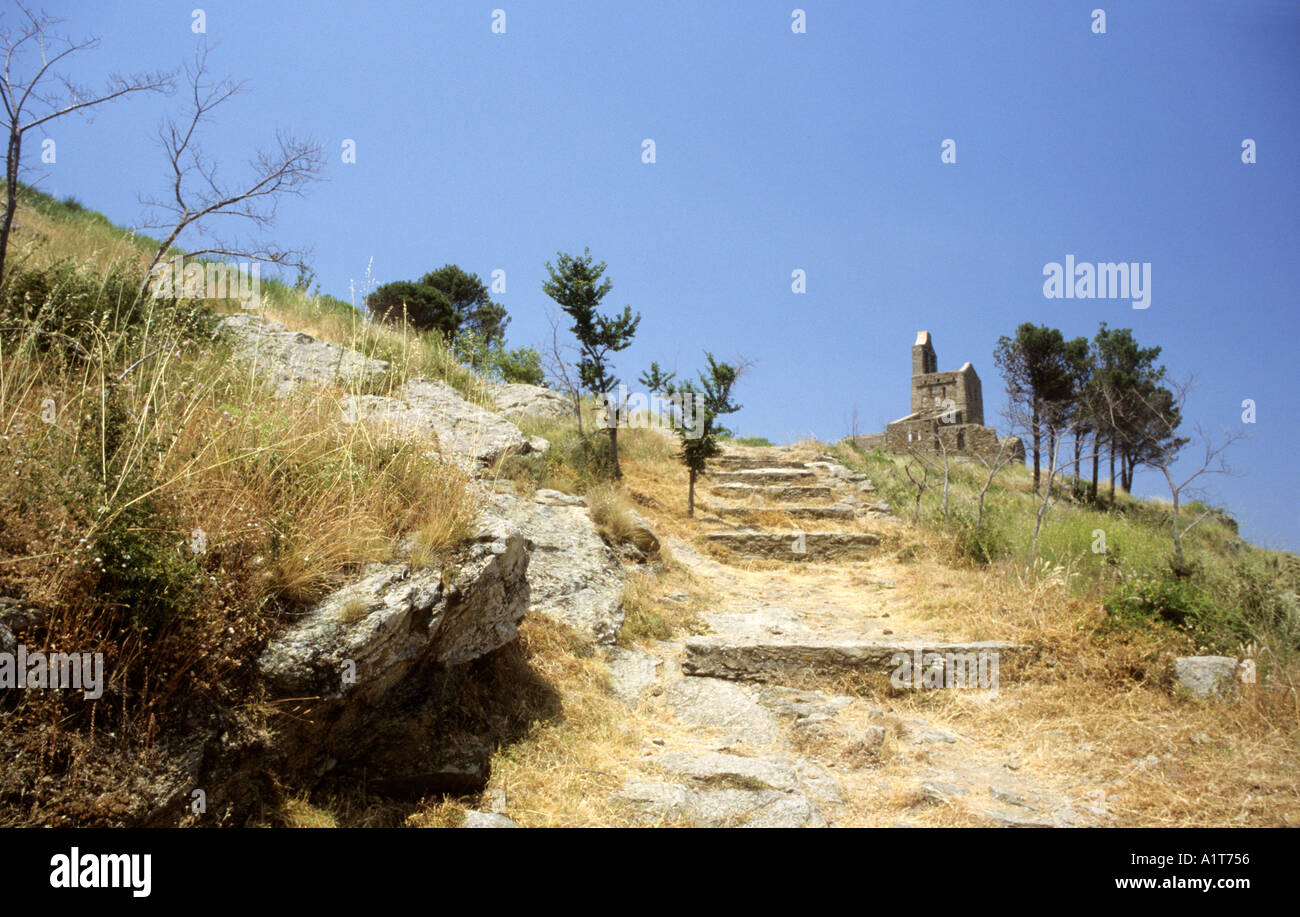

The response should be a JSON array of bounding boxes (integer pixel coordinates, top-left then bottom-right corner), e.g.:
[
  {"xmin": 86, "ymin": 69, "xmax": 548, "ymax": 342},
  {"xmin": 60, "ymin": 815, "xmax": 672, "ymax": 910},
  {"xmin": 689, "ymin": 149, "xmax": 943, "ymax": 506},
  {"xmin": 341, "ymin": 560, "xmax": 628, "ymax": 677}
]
[
  {"xmin": 1031, "ymin": 401, "xmax": 1041, "ymax": 492},
  {"xmin": 0, "ymin": 128, "xmax": 22, "ymax": 284},
  {"xmin": 688, "ymin": 468, "xmax": 696, "ymax": 517},
  {"xmin": 1072, "ymin": 432, "xmax": 1082, "ymax": 487},
  {"xmin": 609, "ymin": 425, "xmax": 622, "ymax": 480},
  {"xmin": 1090, "ymin": 430, "xmax": 1101, "ymax": 502},
  {"xmin": 1108, "ymin": 443, "xmax": 1116, "ymax": 504}
]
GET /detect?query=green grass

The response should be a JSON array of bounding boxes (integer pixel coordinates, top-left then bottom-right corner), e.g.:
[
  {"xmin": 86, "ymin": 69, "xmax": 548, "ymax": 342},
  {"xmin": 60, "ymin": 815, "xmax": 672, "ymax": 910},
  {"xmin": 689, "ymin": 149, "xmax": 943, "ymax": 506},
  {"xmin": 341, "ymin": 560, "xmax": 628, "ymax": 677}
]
[{"xmin": 832, "ymin": 441, "xmax": 1299, "ymax": 666}]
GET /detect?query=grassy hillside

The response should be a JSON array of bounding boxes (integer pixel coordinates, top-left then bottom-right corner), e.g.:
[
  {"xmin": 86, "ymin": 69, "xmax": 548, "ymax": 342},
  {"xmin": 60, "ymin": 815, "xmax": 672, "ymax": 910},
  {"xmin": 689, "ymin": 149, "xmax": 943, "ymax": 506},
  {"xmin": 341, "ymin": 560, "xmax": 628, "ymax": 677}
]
[{"xmin": 0, "ymin": 186, "xmax": 1295, "ymax": 827}]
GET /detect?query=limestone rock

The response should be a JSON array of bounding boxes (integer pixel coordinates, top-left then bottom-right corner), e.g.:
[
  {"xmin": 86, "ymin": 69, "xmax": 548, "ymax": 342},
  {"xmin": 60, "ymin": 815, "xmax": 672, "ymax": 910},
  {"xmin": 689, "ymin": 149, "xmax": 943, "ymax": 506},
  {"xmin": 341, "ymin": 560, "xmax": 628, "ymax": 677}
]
[
  {"xmin": 615, "ymin": 751, "xmax": 839, "ymax": 827},
  {"xmin": 461, "ymin": 810, "xmax": 518, "ymax": 828},
  {"xmin": 347, "ymin": 378, "xmax": 532, "ymax": 468},
  {"xmin": 221, "ymin": 313, "xmax": 389, "ymax": 396},
  {"xmin": 488, "ymin": 490, "xmax": 626, "ymax": 643},
  {"xmin": 605, "ymin": 646, "xmax": 660, "ymax": 706},
  {"xmin": 1173, "ymin": 656, "xmax": 1240, "ymax": 700},
  {"xmin": 491, "ymin": 383, "xmax": 574, "ymax": 423},
  {"xmin": 664, "ymin": 677, "xmax": 783, "ymax": 747},
  {"xmin": 258, "ymin": 522, "xmax": 530, "ymax": 702}
]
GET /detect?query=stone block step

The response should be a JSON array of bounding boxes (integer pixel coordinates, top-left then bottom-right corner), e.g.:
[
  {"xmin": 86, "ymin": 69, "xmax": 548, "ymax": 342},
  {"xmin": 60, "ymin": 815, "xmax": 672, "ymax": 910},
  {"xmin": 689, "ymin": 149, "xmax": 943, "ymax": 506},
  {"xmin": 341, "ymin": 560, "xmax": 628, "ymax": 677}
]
[
  {"xmin": 705, "ymin": 531, "xmax": 880, "ymax": 561},
  {"xmin": 712, "ymin": 455, "xmax": 810, "ymax": 471},
  {"xmin": 710, "ymin": 484, "xmax": 833, "ymax": 500},
  {"xmin": 716, "ymin": 505, "xmax": 856, "ymax": 522},
  {"xmin": 683, "ymin": 638, "xmax": 1025, "ymax": 684},
  {"xmin": 709, "ymin": 468, "xmax": 818, "ymax": 485}
]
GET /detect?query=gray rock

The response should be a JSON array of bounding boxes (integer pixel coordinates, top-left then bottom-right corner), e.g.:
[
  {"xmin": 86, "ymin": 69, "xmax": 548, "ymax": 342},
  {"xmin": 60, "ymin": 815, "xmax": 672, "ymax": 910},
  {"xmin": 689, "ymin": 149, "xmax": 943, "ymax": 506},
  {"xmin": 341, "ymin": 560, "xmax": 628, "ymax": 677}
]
[
  {"xmin": 902, "ymin": 721, "xmax": 959, "ymax": 745},
  {"xmin": 684, "ymin": 637, "xmax": 1023, "ymax": 684},
  {"xmin": 0, "ymin": 621, "xmax": 14, "ymax": 656},
  {"xmin": 664, "ymin": 678, "xmax": 783, "ymax": 747},
  {"xmin": 847, "ymin": 725, "xmax": 890, "ymax": 767},
  {"xmin": 916, "ymin": 780, "xmax": 968, "ymax": 804},
  {"xmin": 605, "ymin": 646, "xmax": 659, "ymax": 706},
  {"xmin": 1173, "ymin": 656, "xmax": 1239, "ymax": 700},
  {"xmin": 347, "ymin": 378, "xmax": 532, "ymax": 468},
  {"xmin": 623, "ymin": 509, "xmax": 661, "ymax": 556},
  {"xmin": 489, "ymin": 491, "xmax": 626, "ymax": 643},
  {"xmin": 221, "ymin": 313, "xmax": 389, "ymax": 396},
  {"xmin": 705, "ymin": 530, "xmax": 881, "ymax": 562},
  {"xmin": 989, "ymin": 786, "xmax": 1036, "ymax": 810},
  {"xmin": 491, "ymin": 383, "xmax": 574, "ymax": 422},
  {"xmin": 615, "ymin": 751, "xmax": 839, "ymax": 827},
  {"xmin": 461, "ymin": 810, "xmax": 518, "ymax": 828},
  {"xmin": 258, "ymin": 518, "xmax": 530, "ymax": 702}
]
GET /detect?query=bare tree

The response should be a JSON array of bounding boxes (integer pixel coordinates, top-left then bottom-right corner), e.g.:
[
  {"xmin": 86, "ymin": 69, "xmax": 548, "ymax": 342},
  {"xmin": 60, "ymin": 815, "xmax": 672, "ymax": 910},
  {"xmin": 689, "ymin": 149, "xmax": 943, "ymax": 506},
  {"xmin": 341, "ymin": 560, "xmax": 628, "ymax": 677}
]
[
  {"xmin": 1133, "ymin": 381, "xmax": 1247, "ymax": 561},
  {"xmin": 137, "ymin": 45, "xmax": 324, "ymax": 300},
  {"xmin": 0, "ymin": 3, "xmax": 172, "ymax": 280},
  {"xmin": 542, "ymin": 305, "xmax": 584, "ymax": 434},
  {"xmin": 972, "ymin": 432, "xmax": 1021, "ymax": 528}
]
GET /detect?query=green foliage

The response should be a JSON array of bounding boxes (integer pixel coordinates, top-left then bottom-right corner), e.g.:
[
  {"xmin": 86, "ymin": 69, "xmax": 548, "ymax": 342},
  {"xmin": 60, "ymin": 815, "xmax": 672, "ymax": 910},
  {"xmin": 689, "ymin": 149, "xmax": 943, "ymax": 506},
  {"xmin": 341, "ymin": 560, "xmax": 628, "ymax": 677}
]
[
  {"xmin": 452, "ymin": 330, "xmax": 544, "ymax": 385},
  {"xmin": 367, "ymin": 264, "xmax": 508, "ymax": 345},
  {"xmin": 638, "ymin": 361, "xmax": 676, "ymax": 394},
  {"xmin": 542, "ymin": 248, "xmax": 640, "ymax": 398},
  {"xmin": 952, "ymin": 510, "xmax": 1009, "ymax": 565},
  {"xmin": 722, "ymin": 435, "xmax": 771, "ymax": 447}
]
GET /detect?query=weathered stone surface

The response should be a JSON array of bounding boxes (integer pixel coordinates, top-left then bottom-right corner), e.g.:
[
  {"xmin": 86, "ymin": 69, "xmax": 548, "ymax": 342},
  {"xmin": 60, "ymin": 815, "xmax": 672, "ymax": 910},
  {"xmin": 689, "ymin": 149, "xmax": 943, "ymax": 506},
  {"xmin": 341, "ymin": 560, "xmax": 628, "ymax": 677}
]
[
  {"xmin": 615, "ymin": 751, "xmax": 838, "ymax": 827},
  {"xmin": 258, "ymin": 521, "xmax": 530, "ymax": 702},
  {"xmin": 716, "ymin": 504, "xmax": 856, "ymax": 522},
  {"xmin": 756, "ymin": 685, "xmax": 854, "ymax": 721},
  {"xmin": 710, "ymin": 468, "xmax": 817, "ymax": 485},
  {"xmin": 461, "ymin": 810, "xmax": 518, "ymax": 828},
  {"xmin": 221, "ymin": 313, "xmax": 389, "ymax": 396},
  {"xmin": 491, "ymin": 382, "xmax": 574, "ymax": 423},
  {"xmin": 623, "ymin": 509, "xmax": 661, "ymax": 556},
  {"xmin": 684, "ymin": 637, "xmax": 1023, "ymax": 683},
  {"xmin": 705, "ymin": 530, "xmax": 880, "ymax": 561},
  {"xmin": 1173, "ymin": 656, "xmax": 1240, "ymax": 700},
  {"xmin": 712, "ymin": 455, "xmax": 809, "ymax": 471},
  {"xmin": 489, "ymin": 490, "xmax": 626, "ymax": 643},
  {"xmin": 710, "ymin": 483, "xmax": 833, "ymax": 500},
  {"xmin": 664, "ymin": 677, "xmax": 783, "ymax": 747},
  {"xmin": 347, "ymin": 378, "xmax": 532, "ymax": 468},
  {"xmin": 605, "ymin": 646, "xmax": 659, "ymax": 706}
]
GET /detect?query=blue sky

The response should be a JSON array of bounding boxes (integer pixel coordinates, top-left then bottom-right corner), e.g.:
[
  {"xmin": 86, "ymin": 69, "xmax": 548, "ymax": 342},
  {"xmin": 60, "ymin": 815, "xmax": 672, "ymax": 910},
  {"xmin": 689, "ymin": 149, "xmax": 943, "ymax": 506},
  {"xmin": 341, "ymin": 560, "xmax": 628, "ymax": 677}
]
[{"xmin": 19, "ymin": 1, "xmax": 1300, "ymax": 550}]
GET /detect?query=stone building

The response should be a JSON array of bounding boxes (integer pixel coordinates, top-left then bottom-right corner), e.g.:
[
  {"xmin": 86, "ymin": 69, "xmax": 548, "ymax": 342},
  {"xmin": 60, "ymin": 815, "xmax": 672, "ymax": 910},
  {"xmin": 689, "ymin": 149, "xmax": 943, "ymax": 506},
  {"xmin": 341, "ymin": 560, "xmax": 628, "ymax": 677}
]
[{"xmin": 854, "ymin": 331, "xmax": 1023, "ymax": 462}]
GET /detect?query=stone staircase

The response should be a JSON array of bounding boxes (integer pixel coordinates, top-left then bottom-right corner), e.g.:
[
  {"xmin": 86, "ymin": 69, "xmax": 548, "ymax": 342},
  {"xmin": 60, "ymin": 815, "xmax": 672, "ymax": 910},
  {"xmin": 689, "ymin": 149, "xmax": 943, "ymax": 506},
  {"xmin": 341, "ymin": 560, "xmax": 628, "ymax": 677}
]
[
  {"xmin": 698, "ymin": 446, "xmax": 889, "ymax": 563},
  {"xmin": 602, "ymin": 443, "xmax": 1071, "ymax": 829}
]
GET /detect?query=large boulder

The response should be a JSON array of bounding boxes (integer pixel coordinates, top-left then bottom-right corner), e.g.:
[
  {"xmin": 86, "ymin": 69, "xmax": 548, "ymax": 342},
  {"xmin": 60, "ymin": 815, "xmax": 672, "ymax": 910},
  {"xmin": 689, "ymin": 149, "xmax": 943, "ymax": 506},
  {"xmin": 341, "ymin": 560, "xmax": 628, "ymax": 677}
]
[
  {"xmin": 220, "ymin": 313, "xmax": 389, "ymax": 396},
  {"xmin": 489, "ymin": 489, "xmax": 627, "ymax": 644},
  {"xmin": 491, "ymin": 383, "xmax": 574, "ymax": 423}
]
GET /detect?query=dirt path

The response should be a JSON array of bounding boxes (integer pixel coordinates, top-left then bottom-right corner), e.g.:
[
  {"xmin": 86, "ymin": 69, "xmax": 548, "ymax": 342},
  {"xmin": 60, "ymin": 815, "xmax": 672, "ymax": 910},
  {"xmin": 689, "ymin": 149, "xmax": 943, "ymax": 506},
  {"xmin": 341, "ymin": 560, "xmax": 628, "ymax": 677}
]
[{"xmin": 604, "ymin": 446, "xmax": 1107, "ymax": 827}]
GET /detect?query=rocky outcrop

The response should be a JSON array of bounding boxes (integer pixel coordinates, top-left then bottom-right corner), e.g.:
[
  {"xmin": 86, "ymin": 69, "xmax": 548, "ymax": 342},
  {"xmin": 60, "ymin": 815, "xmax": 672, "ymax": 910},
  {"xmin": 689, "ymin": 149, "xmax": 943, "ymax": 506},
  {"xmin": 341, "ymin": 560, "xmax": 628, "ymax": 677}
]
[
  {"xmin": 220, "ymin": 313, "xmax": 389, "ymax": 395},
  {"xmin": 488, "ymin": 489, "xmax": 626, "ymax": 643},
  {"xmin": 347, "ymin": 378, "xmax": 534, "ymax": 468},
  {"xmin": 491, "ymin": 383, "xmax": 574, "ymax": 423}
]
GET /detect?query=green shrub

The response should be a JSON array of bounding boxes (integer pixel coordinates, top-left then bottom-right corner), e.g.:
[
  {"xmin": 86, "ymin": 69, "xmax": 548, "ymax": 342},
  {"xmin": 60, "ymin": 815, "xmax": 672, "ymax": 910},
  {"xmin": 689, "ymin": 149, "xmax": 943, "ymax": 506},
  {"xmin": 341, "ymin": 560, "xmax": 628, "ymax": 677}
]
[{"xmin": 952, "ymin": 512, "xmax": 1008, "ymax": 565}]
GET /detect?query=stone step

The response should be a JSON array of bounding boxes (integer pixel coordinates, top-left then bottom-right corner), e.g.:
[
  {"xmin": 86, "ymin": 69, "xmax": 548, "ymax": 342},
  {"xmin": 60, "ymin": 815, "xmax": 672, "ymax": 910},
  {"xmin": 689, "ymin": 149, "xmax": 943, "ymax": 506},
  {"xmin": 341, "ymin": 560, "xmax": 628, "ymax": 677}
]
[
  {"xmin": 709, "ymin": 468, "xmax": 818, "ymax": 485},
  {"xmin": 710, "ymin": 483, "xmax": 833, "ymax": 500},
  {"xmin": 712, "ymin": 455, "xmax": 810, "ymax": 471},
  {"xmin": 705, "ymin": 531, "xmax": 880, "ymax": 561},
  {"xmin": 716, "ymin": 505, "xmax": 856, "ymax": 522},
  {"xmin": 683, "ymin": 637, "xmax": 1025, "ymax": 684}
]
